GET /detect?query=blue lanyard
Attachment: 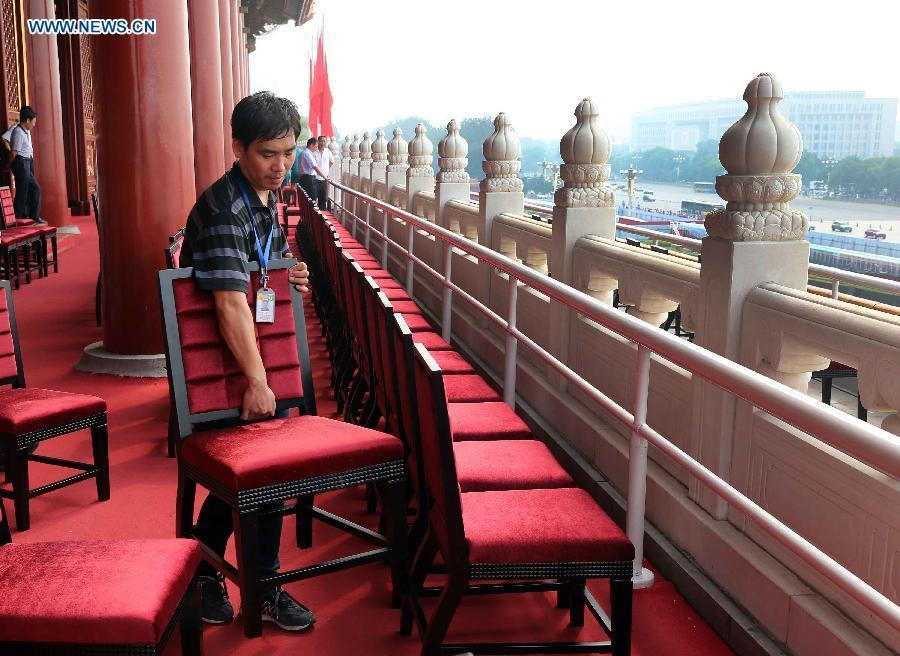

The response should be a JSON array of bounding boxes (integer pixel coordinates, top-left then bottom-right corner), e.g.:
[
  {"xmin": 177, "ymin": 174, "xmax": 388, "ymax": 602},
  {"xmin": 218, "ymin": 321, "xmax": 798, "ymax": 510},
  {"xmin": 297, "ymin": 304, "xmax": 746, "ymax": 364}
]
[{"xmin": 234, "ymin": 173, "xmax": 275, "ymax": 285}]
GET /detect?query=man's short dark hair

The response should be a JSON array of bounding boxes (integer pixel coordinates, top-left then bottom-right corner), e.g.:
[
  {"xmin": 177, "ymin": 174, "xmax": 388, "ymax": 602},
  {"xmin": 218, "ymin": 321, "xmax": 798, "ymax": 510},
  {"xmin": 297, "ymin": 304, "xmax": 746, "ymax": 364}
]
[
  {"xmin": 306, "ymin": 138, "xmax": 317, "ymax": 147},
  {"xmin": 231, "ymin": 92, "xmax": 301, "ymax": 148},
  {"xmin": 19, "ymin": 106, "xmax": 36, "ymax": 122}
]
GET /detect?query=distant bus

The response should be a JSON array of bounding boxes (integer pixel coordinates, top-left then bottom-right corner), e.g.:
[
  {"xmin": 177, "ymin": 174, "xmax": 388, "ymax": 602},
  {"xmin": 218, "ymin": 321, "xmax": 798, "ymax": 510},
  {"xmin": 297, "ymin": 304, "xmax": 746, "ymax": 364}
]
[
  {"xmin": 681, "ymin": 200, "xmax": 724, "ymax": 215},
  {"xmin": 693, "ymin": 182, "xmax": 716, "ymax": 193}
]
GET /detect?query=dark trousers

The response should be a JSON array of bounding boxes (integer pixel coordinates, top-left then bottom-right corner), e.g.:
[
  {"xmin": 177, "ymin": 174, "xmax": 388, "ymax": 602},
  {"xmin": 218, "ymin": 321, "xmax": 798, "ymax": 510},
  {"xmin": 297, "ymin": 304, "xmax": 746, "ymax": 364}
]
[
  {"xmin": 298, "ymin": 174, "xmax": 316, "ymax": 202},
  {"xmin": 193, "ymin": 410, "xmax": 289, "ymax": 583},
  {"xmin": 11, "ymin": 156, "xmax": 40, "ymax": 219},
  {"xmin": 315, "ymin": 178, "xmax": 329, "ymax": 210}
]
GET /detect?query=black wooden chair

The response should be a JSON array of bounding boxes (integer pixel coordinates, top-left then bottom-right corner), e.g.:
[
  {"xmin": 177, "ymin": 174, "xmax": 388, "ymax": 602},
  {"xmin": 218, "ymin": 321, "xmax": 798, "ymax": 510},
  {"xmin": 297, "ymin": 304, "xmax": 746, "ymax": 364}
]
[
  {"xmin": 158, "ymin": 259, "xmax": 408, "ymax": 637},
  {"xmin": 0, "ymin": 278, "xmax": 110, "ymax": 530},
  {"xmin": 0, "ymin": 497, "xmax": 204, "ymax": 655}
]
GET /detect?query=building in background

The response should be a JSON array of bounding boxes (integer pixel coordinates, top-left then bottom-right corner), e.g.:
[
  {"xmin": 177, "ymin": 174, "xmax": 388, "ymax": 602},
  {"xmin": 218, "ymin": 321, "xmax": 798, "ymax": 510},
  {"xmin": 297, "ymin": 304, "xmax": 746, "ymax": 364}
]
[{"xmin": 632, "ymin": 91, "xmax": 897, "ymax": 159}]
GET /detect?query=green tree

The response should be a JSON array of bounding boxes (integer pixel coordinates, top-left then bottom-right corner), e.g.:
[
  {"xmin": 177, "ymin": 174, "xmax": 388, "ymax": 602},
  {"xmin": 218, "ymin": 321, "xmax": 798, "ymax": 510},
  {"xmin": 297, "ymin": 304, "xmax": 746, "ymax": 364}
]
[
  {"xmin": 523, "ymin": 176, "xmax": 552, "ymax": 195},
  {"xmin": 459, "ymin": 116, "xmax": 494, "ymax": 180},
  {"xmin": 521, "ymin": 139, "xmax": 550, "ymax": 177},
  {"xmin": 633, "ymin": 147, "xmax": 677, "ymax": 182},
  {"xmin": 795, "ymin": 151, "xmax": 825, "ymax": 184}
]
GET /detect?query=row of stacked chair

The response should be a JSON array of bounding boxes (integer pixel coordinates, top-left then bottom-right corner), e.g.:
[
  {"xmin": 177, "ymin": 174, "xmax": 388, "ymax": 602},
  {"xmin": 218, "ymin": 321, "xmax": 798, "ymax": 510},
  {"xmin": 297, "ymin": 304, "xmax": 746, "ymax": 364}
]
[
  {"xmin": 0, "ymin": 186, "xmax": 58, "ymax": 289},
  {"xmin": 295, "ymin": 190, "xmax": 636, "ymax": 656}
]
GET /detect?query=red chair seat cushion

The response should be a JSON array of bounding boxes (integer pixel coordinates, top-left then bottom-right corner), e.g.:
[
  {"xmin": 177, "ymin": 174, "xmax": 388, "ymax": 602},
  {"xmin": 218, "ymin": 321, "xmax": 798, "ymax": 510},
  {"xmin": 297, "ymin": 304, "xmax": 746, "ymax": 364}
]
[
  {"xmin": 462, "ymin": 488, "xmax": 635, "ymax": 564},
  {"xmin": 180, "ymin": 415, "xmax": 403, "ymax": 490},
  {"xmin": 0, "ymin": 539, "xmax": 200, "ymax": 645},
  {"xmin": 365, "ymin": 269, "xmax": 396, "ymax": 280},
  {"xmin": 454, "ymin": 440, "xmax": 573, "ymax": 492},
  {"xmin": 401, "ymin": 313, "xmax": 432, "ymax": 332},
  {"xmin": 391, "ymin": 301, "xmax": 426, "ymax": 315},
  {"xmin": 448, "ymin": 402, "xmax": 532, "ymax": 440},
  {"xmin": 373, "ymin": 278, "xmax": 403, "ymax": 289},
  {"xmin": 430, "ymin": 351, "xmax": 475, "ymax": 374},
  {"xmin": 443, "ymin": 375, "xmax": 501, "ymax": 403},
  {"xmin": 412, "ymin": 332, "xmax": 453, "ymax": 351},
  {"xmin": 382, "ymin": 288, "xmax": 411, "ymax": 301},
  {"xmin": 0, "ymin": 388, "xmax": 106, "ymax": 436}
]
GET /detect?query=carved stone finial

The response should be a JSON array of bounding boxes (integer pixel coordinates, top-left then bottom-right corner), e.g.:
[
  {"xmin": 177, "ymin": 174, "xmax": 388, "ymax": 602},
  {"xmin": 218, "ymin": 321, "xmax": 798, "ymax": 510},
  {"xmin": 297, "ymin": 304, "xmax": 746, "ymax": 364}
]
[
  {"xmin": 387, "ymin": 128, "xmax": 408, "ymax": 172},
  {"xmin": 437, "ymin": 119, "xmax": 469, "ymax": 183},
  {"xmin": 481, "ymin": 112, "xmax": 523, "ymax": 193},
  {"xmin": 349, "ymin": 134, "xmax": 360, "ymax": 162},
  {"xmin": 359, "ymin": 132, "xmax": 372, "ymax": 161},
  {"xmin": 372, "ymin": 129, "xmax": 388, "ymax": 163},
  {"xmin": 407, "ymin": 123, "xmax": 434, "ymax": 178},
  {"xmin": 341, "ymin": 136, "xmax": 351, "ymax": 159},
  {"xmin": 328, "ymin": 137, "xmax": 339, "ymax": 159},
  {"xmin": 705, "ymin": 73, "xmax": 807, "ymax": 241},
  {"xmin": 555, "ymin": 98, "xmax": 615, "ymax": 208}
]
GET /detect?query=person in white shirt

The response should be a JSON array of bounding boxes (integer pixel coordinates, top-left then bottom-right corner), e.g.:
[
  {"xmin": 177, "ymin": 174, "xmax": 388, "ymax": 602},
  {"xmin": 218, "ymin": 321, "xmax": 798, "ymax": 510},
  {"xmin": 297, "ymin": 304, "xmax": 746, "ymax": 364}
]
[
  {"xmin": 314, "ymin": 135, "xmax": 334, "ymax": 210},
  {"xmin": 297, "ymin": 137, "xmax": 327, "ymax": 202},
  {"xmin": 6, "ymin": 106, "xmax": 43, "ymax": 222}
]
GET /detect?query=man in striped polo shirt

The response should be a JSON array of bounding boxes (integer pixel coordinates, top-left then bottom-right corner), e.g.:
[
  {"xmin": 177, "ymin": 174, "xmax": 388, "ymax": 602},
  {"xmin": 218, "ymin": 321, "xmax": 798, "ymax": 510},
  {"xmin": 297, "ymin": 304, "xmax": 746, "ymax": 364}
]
[{"xmin": 179, "ymin": 92, "xmax": 314, "ymax": 633}]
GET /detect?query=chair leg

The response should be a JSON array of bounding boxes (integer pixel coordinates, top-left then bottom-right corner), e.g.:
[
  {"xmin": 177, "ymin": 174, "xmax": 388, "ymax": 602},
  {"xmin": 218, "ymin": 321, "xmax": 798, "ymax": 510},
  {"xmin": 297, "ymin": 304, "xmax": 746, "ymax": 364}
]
[
  {"xmin": 610, "ymin": 576, "xmax": 633, "ymax": 656},
  {"xmin": 295, "ymin": 494, "xmax": 314, "ymax": 548},
  {"xmin": 380, "ymin": 479, "xmax": 409, "ymax": 609},
  {"xmin": 167, "ymin": 405, "xmax": 178, "ymax": 458},
  {"xmin": 176, "ymin": 470, "xmax": 197, "ymax": 538},
  {"xmin": 234, "ymin": 509, "xmax": 262, "ymax": 638},
  {"xmin": 421, "ymin": 573, "xmax": 467, "ymax": 656},
  {"xmin": 402, "ymin": 534, "xmax": 438, "ymax": 636},
  {"xmin": 91, "ymin": 421, "xmax": 111, "ymax": 501},
  {"xmin": 569, "ymin": 578, "xmax": 586, "ymax": 627},
  {"xmin": 50, "ymin": 236, "xmax": 58, "ymax": 273},
  {"xmin": 8, "ymin": 447, "xmax": 30, "ymax": 531},
  {"xmin": 556, "ymin": 579, "xmax": 571, "ymax": 608},
  {"xmin": 179, "ymin": 581, "xmax": 204, "ymax": 656}
]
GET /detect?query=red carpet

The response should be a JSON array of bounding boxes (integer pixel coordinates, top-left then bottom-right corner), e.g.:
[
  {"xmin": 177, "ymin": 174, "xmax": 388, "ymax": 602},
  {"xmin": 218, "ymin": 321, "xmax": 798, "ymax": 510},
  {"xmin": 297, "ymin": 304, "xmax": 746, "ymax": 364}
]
[{"xmin": 2, "ymin": 214, "xmax": 735, "ymax": 655}]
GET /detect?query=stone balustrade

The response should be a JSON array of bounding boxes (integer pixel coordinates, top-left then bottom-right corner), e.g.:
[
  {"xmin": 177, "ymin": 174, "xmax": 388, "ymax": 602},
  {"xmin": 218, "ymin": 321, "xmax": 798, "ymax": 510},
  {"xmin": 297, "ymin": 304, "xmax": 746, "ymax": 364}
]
[{"xmin": 329, "ymin": 77, "xmax": 900, "ymax": 655}]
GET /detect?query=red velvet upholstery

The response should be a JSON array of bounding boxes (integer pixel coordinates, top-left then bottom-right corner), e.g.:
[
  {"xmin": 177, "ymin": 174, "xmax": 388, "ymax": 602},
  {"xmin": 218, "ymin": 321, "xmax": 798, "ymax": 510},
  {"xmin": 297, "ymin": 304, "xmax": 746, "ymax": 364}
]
[
  {"xmin": 173, "ymin": 271, "xmax": 303, "ymax": 415},
  {"xmin": 372, "ymin": 278, "xmax": 404, "ymax": 289},
  {"xmin": 453, "ymin": 440, "xmax": 574, "ymax": 492},
  {"xmin": 412, "ymin": 331, "xmax": 453, "ymax": 351},
  {"xmin": 0, "ymin": 290, "xmax": 17, "ymax": 381},
  {"xmin": 448, "ymin": 402, "xmax": 532, "ymax": 440},
  {"xmin": 430, "ymin": 351, "xmax": 475, "ymax": 374},
  {"xmin": 180, "ymin": 415, "xmax": 402, "ymax": 490},
  {"xmin": 400, "ymin": 313, "xmax": 432, "ymax": 332},
  {"xmin": 390, "ymin": 301, "xmax": 426, "ymax": 315},
  {"xmin": 380, "ymin": 287, "xmax": 411, "ymax": 300},
  {"xmin": 355, "ymin": 261, "xmax": 387, "ymax": 271},
  {"xmin": 0, "ymin": 538, "xmax": 200, "ymax": 645},
  {"xmin": 462, "ymin": 488, "xmax": 635, "ymax": 564},
  {"xmin": 361, "ymin": 269, "xmax": 396, "ymax": 280},
  {"xmin": 0, "ymin": 388, "xmax": 106, "ymax": 436},
  {"xmin": 443, "ymin": 375, "xmax": 501, "ymax": 403}
]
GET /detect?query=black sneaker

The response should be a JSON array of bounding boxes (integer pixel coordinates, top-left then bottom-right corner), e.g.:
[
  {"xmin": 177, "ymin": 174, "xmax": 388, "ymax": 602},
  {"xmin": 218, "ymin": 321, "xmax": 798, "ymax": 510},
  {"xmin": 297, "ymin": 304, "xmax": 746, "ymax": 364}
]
[
  {"xmin": 198, "ymin": 574, "xmax": 234, "ymax": 624},
  {"xmin": 260, "ymin": 587, "xmax": 316, "ymax": 631},
  {"xmin": 33, "ymin": 217, "xmax": 47, "ymax": 224}
]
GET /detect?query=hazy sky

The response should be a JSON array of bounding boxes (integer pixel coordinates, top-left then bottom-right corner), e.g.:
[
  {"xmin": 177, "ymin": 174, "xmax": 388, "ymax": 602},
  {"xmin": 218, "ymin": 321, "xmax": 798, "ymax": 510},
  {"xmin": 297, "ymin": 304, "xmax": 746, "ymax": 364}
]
[{"xmin": 249, "ymin": 0, "xmax": 900, "ymax": 144}]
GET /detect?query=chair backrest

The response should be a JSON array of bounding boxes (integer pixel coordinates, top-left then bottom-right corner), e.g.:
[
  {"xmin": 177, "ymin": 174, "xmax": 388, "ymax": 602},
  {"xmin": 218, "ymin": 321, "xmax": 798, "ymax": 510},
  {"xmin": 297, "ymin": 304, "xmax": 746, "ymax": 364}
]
[
  {"xmin": 410, "ymin": 341, "xmax": 465, "ymax": 560},
  {"xmin": 0, "ymin": 186, "xmax": 14, "ymax": 229},
  {"xmin": 0, "ymin": 279, "xmax": 24, "ymax": 388},
  {"xmin": 157, "ymin": 259, "xmax": 316, "ymax": 439},
  {"xmin": 165, "ymin": 228, "xmax": 185, "ymax": 269}
]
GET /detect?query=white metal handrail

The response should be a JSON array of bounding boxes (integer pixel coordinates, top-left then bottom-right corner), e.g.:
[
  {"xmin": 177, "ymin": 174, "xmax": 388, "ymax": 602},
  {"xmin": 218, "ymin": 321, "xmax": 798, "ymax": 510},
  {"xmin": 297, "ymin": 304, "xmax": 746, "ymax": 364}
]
[{"xmin": 327, "ymin": 179, "xmax": 900, "ymax": 630}]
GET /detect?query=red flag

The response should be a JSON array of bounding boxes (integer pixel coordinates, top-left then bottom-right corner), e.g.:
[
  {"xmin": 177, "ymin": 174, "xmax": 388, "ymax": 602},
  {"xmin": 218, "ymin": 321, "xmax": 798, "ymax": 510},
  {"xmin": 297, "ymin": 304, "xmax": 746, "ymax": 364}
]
[
  {"xmin": 307, "ymin": 41, "xmax": 319, "ymax": 137},
  {"xmin": 308, "ymin": 28, "xmax": 333, "ymax": 137}
]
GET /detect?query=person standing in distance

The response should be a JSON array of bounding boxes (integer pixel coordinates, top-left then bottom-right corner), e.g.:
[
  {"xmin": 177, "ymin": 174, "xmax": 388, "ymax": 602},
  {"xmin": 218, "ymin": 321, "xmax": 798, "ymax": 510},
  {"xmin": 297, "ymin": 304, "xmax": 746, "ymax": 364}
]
[
  {"xmin": 7, "ymin": 106, "xmax": 45, "ymax": 223},
  {"xmin": 313, "ymin": 135, "xmax": 334, "ymax": 210},
  {"xmin": 297, "ymin": 137, "xmax": 327, "ymax": 202},
  {"xmin": 178, "ymin": 91, "xmax": 314, "ymax": 633}
]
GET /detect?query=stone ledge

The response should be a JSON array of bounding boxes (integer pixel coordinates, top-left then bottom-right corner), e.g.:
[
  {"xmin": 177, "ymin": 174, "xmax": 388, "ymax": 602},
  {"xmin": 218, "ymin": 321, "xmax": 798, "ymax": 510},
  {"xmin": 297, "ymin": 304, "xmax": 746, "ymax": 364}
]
[{"xmin": 75, "ymin": 341, "xmax": 167, "ymax": 378}]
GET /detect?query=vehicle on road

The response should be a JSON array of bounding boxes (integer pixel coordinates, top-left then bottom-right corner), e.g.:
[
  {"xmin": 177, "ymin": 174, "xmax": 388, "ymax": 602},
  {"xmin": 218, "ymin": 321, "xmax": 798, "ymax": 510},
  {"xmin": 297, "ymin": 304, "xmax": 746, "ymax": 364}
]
[
  {"xmin": 693, "ymin": 182, "xmax": 716, "ymax": 193},
  {"xmin": 681, "ymin": 200, "xmax": 724, "ymax": 215},
  {"xmin": 642, "ymin": 191, "xmax": 655, "ymax": 202},
  {"xmin": 864, "ymin": 228, "xmax": 887, "ymax": 240},
  {"xmin": 831, "ymin": 221, "xmax": 853, "ymax": 232}
]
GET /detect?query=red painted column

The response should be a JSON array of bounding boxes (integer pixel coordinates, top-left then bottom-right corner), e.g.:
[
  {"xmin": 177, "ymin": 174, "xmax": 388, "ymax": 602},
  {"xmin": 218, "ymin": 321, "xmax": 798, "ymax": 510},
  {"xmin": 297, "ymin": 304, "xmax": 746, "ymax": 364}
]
[
  {"xmin": 89, "ymin": 0, "xmax": 195, "ymax": 355},
  {"xmin": 237, "ymin": 12, "xmax": 246, "ymax": 97},
  {"xmin": 24, "ymin": 0, "xmax": 70, "ymax": 226},
  {"xmin": 217, "ymin": 0, "xmax": 234, "ymax": 166},
  {"xmin": 188, "ymin": 0, "xmax": 225, "ymax": 194},
  {"xmin": 230, "ymin": 0, "xmax": 242, "ymax": 104}
]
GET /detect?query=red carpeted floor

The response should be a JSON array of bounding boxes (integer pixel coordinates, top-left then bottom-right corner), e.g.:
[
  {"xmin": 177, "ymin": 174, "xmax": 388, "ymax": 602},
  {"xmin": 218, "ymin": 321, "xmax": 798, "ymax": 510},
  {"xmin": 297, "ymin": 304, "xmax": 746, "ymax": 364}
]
[{"xmin": 3, "ymin": 213, "xmax": 735, "ymax": 655}]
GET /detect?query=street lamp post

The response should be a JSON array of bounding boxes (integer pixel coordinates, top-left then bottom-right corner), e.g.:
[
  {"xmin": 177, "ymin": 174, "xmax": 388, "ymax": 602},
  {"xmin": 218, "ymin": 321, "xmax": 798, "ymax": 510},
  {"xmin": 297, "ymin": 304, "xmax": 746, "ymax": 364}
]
[
  {"xmin": 673, "ymin": 154, "xmax": 685, "ymax": 183},
  {"xmin": 823, "ymin": 157, "xmax": 838, "ymax": 195},
  {"xmin": 619, "ymin": 163, "xmax": 643, "ymax": 208}
]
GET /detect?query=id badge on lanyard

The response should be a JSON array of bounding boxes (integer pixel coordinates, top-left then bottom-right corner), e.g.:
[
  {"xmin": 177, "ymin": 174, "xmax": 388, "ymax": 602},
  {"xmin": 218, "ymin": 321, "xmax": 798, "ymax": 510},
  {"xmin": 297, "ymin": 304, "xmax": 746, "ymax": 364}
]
[{"xmin": 236, "ymin": 174, "xmax": 277, "ymax": 323}]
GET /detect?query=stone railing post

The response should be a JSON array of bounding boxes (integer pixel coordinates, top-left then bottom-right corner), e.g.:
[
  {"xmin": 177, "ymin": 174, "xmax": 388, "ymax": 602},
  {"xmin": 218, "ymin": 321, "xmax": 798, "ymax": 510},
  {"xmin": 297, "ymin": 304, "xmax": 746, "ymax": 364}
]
[
  {"xmin": 340, "ymin": 136, "xmax": 351, "ymax": 179},
  {"xmin": 690, "ymin": 73, "xmax": 811, "ymax": 518},
  {"xmin": 348, "ymin": 134, "xmax": 361, "ymax": 187},
  {"xmin": 370, "ymin": 128, "xmax": 388, "ymax": 194},
  {"xmin": 358, "ymin": 131, "xmax": 372, "ymax": 193},
  {"xmin": 328, "ymin": 137, "xmax": 340, "ymax": 205},
  {"xmin": 383, "ymin": 128, "xmax": 408, "ymax": 272},
  {"xmin": 479, "ymin": 113, "xmax": 524, "ymax": 303},
  {"xmin": 549, "ymin": 99, "xmax": 615, "ymax": 389},
  {"xmin": 406, "ymin": 123, "xmax": 435, "ymax": 208},
  {"xmin": 435, "ymin": 119, "xmax": 470, "ymax": 266}
]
